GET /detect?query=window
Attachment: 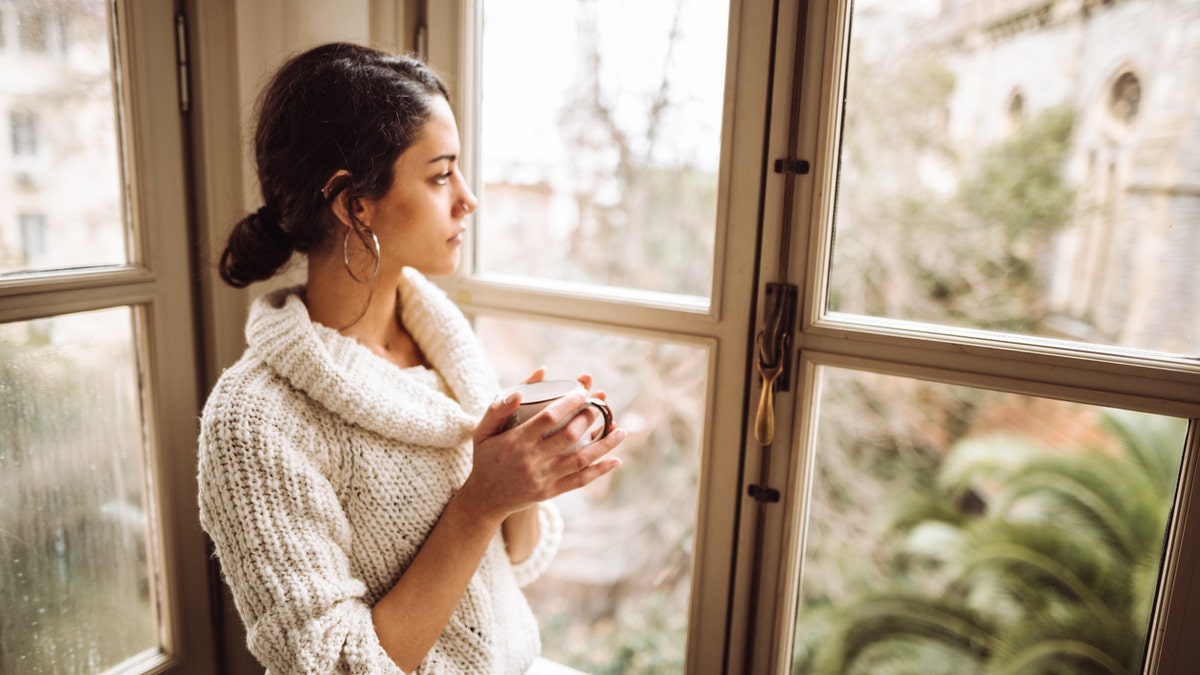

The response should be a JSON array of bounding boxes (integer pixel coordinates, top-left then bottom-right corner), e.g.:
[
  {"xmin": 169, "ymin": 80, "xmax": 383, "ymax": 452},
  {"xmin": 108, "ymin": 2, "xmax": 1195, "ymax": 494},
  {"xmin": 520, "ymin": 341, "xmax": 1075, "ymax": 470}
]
[
  {"xmin": 467, "ymin": 0, "xmax": 731, "ymax": 669},
  {"xmin": 2, "ymin": 8, "xmax": 127, "ymax": 277},
  {"xmin": 17, "ymin": 4, "xmax": 48, "ymax": 54},
  {"xmin": 1110, "ymin": 71, "xmax": 1141, "ymax": 124},
  {"xmin": 827, "ymin": 2, "xmax": 1195, "ymax": 357},
  {"xmin": 791, "ymin": 370, "xmax": 1185, "ymax": 673},
  {"xmin": 10, "ymin": 109, "xmax": 38, "ymax": 158},
  {"xmin": 1005, "ymin": 89, "xmax": 1024, "ymax": 134},
  {"xmin": 472, "ymin": 0, "xmax": 727, "ymax": 301},
  {"xmin": 0, "ymin": 1, "xmax": 217, "ymax": 673},
  {"xmin": 53, "ymin": 12, "xmax": 68, "ymax": 55},
  {"xmin": 773, "ymin": 1, "xmax": 1200, "ymax": 672},
  {"xmin": 17, "ymin": 212, "xmax": 45, "ymax": 263},
  {"xmin": 435, "ymin": 1, "xmax": 1200, "ymax": 673},
  {"xmin": 430, "ymin": 0, "xmax": 770, "ymax": 670},
  {"xmin": 475, "ymin": 317, "xmax": 709, "ymax": 672},
  {"xmin": 1, "ymin": 307, "xmax": 159, "ymax": 671}
]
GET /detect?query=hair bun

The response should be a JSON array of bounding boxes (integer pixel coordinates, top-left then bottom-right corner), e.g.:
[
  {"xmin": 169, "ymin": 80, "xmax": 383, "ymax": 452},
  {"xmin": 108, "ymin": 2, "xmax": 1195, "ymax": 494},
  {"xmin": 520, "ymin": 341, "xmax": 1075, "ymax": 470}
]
[{"xmin": 253, "ymin": 204, "xmax": 282, "ymax": 229}]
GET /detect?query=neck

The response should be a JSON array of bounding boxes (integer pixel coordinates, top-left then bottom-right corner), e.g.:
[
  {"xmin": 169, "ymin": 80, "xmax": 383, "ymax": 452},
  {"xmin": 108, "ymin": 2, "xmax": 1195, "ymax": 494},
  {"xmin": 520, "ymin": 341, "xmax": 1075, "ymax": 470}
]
[{"xmin": 305, "ymin": 253, "xmax": 427, "ymax": 368}]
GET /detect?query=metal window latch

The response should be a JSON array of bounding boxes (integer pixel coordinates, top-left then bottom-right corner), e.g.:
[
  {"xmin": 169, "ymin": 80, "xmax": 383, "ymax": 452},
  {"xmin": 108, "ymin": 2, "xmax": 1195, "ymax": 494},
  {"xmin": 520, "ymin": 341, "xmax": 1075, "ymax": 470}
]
[
  {"xmin": 773, "ymin": 158, "xmax": 810, "ymax": 175},
  {"xmin": 754, "ymin": 283, "xmax": 798, "ymax": 447}
]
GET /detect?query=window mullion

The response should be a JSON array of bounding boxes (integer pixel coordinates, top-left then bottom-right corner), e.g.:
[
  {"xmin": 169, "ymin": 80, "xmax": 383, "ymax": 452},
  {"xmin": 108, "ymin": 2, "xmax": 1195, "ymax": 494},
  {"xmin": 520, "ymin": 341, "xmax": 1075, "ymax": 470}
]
[{"xmin": 800, "ymin": 323, "xmax": 1200, "ymax": 417}]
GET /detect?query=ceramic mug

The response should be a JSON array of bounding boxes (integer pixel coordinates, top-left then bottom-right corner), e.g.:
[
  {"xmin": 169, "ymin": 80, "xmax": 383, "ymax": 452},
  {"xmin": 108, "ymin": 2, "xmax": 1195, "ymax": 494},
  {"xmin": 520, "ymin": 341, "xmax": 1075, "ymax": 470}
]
[{"xmin": 501, "ymin": 379, "xmax": 614, "ymax": 452}]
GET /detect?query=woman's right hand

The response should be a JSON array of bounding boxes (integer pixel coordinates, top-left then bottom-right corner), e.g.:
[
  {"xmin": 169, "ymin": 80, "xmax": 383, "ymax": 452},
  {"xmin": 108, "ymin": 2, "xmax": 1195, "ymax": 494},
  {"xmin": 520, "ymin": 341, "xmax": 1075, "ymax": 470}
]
[
  {"xmin": 372, "ymin": 389, "xmax": 621, "ymax": 671},
  {"xmin": 457, "ymin": 389, "xmax": 624, "ymax": 523}
]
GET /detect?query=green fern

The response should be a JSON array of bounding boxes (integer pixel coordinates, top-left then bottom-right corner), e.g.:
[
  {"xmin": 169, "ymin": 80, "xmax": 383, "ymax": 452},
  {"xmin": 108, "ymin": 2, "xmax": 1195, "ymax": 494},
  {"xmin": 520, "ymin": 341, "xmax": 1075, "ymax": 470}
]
[{"xmin": 795, "ymin": 411, "xmax": 1185, "ymax": 674}]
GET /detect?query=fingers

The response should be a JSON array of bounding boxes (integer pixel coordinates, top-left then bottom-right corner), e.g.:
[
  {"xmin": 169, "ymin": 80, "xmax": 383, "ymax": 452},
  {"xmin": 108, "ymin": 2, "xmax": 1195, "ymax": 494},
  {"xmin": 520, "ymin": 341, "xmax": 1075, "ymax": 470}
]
[
  {"xmin": 553, "ymin": 448, "xmax": 624, "ymax": 494},
  {"xmin": 573, "ymin": 373, "xmax": 607, "ymax": 404},
  {"xmin": 556, "ymin": 426, "xmax": 625, "ymax": 471},
  {"xmin": 547, "ymin": 430, "xmax": 625, "ymax": 500},
  {"xmin": 555, "ymin": 399, "xmax": 606, "ymax": 440},
  {"xmin": 469, "ymin": 392, "xmax": 626, "ymax": 511},
  {"xmin": 474, "ymin": 389, "xmax": 523, "ymax": 443},
  {"xmin": 522, "ymin": 367, "xmax": 547, "ymax": 384},
  {"xmin": 526, "ymin": 393, "xmax": 591, "ymax": 437}
]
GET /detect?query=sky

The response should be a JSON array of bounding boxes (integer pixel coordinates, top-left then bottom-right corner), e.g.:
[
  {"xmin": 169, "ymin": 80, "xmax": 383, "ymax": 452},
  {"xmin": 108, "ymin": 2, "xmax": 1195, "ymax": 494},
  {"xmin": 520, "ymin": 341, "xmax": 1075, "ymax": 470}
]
[{"xmin": 479, "ymin": 0, "xmax": 729, "ymax": 184}]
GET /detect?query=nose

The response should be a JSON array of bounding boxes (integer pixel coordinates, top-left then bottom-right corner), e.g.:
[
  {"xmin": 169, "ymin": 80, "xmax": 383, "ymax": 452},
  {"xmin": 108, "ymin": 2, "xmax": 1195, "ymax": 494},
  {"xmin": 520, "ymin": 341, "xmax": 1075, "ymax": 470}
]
[{"xmin": 457, "ymin": 183, "xmax": 479, "ymax": 216}]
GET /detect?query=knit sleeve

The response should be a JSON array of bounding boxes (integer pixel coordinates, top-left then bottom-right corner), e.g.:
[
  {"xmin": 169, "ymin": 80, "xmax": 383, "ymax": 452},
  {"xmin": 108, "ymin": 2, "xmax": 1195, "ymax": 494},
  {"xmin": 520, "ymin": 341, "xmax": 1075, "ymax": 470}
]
[
  {"xmin": 198, "ymin": 389, "xmax": 406, "ymax": 675},
  {"xmin": 509, "ymin": 500, "xmax": 563, "ymax": 587}
]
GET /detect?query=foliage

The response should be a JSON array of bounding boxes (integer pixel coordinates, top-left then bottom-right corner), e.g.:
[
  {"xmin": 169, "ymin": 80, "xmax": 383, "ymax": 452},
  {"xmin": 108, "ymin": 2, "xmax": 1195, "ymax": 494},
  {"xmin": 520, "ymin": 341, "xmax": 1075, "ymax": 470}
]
[
  {"xmin": 831, "ymin": 39, "xmax": 1080, "ymax": 335},
  {"xmin": 827, "ymin": 46, "xmax": 960, "ymax": 321},
  {"xmin": 958, "ymin": 106, "xmax": 1078, "ymax": 243},
  {"xmin": 538, "ymin": 592, "xmax": 687, "ymax": 675},
  {"xmin": 794, "ymin": 411, "xmax": 1184, "ymax": 674}
]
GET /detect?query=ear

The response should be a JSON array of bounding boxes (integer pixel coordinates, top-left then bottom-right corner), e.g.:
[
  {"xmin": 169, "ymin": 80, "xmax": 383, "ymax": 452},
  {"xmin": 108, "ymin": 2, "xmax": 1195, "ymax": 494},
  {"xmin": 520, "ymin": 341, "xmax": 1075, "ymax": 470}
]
[
  {"xmin": 323, "ymin": 170, "xmax": 361, "ymax": 229},
  {"xmin": 331, "ymin": 192, "xmax": 377, "ymax": 232},
  {"xmin": 330, "ymin": 190, "xmax": 374, "ymax": 232},
  {"xmin": 329, "ymin": 190, "xmax": 354, "ymax": 230},
  {"xmin": 331, "ymin": 193, "xmax": 376, "ymax": 233},
  {"xmin": 351, "ymin": 193, "xmax": 374, "ymax": 228}
]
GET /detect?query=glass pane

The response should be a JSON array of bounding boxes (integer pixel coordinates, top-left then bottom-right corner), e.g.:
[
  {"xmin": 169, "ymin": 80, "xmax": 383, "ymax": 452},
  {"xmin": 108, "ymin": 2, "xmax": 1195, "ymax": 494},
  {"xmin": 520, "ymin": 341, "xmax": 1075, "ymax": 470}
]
[
  {"xmin": 0, "ymin": 1, "xmax": 127, "ymax": 276},
  {"xmin": 791, "ymin": 367, "xmax": 1186, "ymax": 674},
  {"xmin": 0, "ymin": 306, "xmax": 158, "ymax": 672},
  {"xmin": 476, "ymin": 0, "xmax": 729, "ymax": 299},
  {"xmin": 476, "ymin": 316, "xmax": 707, "ymax": 673},
  {"xmin": 828, "ymin": 0, "xmax": 1200, "ymax": 356}
]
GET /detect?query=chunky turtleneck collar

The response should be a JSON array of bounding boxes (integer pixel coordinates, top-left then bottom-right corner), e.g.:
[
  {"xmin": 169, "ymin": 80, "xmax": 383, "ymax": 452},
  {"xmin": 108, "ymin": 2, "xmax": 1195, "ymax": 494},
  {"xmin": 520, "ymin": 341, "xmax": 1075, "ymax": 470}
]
[{"xmin": 244, "ymin": 267, "xmax": 498, "ymax": 448}]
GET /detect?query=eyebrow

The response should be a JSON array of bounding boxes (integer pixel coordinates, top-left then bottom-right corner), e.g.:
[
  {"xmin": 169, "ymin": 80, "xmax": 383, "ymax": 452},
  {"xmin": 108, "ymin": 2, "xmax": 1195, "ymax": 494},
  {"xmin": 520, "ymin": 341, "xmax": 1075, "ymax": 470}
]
[{"xmin": 427, "ymin": 154, "xmax": 457, "ymax": 164}]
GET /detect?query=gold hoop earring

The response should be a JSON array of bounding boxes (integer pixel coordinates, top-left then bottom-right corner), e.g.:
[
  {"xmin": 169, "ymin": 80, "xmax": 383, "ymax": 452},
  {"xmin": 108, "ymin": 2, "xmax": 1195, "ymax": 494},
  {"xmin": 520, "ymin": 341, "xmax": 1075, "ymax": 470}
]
[{"xmin": 343, "ymin": 227, "xmax": 381, "ymax": 284}]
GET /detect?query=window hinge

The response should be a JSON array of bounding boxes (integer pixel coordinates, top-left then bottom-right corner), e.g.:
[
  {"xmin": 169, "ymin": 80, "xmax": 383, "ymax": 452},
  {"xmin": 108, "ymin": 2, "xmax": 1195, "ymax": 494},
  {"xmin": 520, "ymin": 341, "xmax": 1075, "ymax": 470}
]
[
  {"xmin": 747, "ymin": 484, "xmax": 781, "ymax": 503},
  {"xmin": 175, "ymin": 13, "xmax": 190, "ymax": 113},
  {"xmin": 773, "ymin": 158, "xmax": 810, "ymax": 175}
]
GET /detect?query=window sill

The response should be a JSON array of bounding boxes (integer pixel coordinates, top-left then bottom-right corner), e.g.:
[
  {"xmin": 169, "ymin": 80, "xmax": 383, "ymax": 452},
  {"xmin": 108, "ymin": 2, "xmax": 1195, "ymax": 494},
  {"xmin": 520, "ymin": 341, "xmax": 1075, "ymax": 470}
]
[{"xmin": 529, "ymin": 657, "xmax": 590, "ymax": 675}]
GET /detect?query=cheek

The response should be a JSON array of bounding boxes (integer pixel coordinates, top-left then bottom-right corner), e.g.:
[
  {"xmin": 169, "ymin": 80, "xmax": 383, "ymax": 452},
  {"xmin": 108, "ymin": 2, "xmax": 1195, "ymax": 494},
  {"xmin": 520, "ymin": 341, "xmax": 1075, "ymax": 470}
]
[{"xmin": 376, "ymin": 200, "xmax": 415, "ymax": 235}]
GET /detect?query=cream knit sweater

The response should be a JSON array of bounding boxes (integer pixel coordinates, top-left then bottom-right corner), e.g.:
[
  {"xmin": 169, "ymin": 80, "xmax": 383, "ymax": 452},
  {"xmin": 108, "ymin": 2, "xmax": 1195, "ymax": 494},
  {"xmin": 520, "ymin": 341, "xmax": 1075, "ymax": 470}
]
[{"xmin": 198, "ymin": 267, "xmax": 561, "ymax": 674}]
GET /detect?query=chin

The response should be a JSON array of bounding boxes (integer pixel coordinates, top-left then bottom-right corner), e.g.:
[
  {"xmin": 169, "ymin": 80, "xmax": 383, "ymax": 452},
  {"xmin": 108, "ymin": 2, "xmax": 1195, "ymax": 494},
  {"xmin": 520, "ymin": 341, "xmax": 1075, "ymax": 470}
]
[{"xmin": 423, "ymin": 260, "xmax": 461, "ymax": 278}]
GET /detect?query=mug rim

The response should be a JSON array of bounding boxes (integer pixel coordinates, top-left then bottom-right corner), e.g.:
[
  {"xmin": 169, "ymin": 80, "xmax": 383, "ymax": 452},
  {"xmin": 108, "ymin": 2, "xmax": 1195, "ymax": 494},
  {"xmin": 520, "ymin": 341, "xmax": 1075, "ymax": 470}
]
[{"xmin": 507, "ymin": 379, "xmax": 586, "ymax": 404}]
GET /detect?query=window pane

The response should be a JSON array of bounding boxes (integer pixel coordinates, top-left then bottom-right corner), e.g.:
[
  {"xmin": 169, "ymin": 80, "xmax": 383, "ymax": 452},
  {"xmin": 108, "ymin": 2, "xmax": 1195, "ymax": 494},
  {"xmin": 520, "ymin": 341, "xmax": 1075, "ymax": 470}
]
[
  {"xmin": 476, "ymin": 0, "xmax": 728, "ymax": 300},
  {"xmin": 0, "ymin": 306, "xmax": 159, "ymax": 672},
  {"xmin": 828, "ymin": 0, "xmax": 1200, "ymax": 356},
  {"xmin": 475, "ymin": 316, "xmax": 707, "ymax": 673},
  {"xmin": 791, "ymin": 367, "xmax": 1186, "ymax": 674},
  {"xmin": 0, "ymin": 1, "xmax": 126, "ymax": 276}
]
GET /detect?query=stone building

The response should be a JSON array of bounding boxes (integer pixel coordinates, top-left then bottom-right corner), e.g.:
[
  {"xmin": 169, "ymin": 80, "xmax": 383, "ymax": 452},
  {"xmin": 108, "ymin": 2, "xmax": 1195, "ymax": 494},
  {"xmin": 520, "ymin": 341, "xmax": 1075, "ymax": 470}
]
[
  {"xmin": 0, "ymin": 0, "xmax": 122, "ymax": 277},
  {"xmin": 936, "ymin": 0, "xmax": 1200, "ymax": 353}
]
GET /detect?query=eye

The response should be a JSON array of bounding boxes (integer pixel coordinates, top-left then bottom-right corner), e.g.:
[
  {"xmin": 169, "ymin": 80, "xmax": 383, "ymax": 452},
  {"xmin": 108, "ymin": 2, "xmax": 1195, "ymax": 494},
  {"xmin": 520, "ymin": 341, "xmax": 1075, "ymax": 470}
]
[{"xmin": 433, "ymin": 170, "xmax": 452, "ymax": 185}]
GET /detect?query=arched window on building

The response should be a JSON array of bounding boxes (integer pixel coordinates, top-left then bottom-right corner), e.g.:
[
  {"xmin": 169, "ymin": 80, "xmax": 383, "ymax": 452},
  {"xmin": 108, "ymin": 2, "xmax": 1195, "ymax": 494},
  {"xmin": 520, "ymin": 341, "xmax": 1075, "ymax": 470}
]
[
  {"xmin": 1109, "ymin": 71, "xmax": 1141, "ymax": 124},
  {"xmin": 1005, "ymin": 89, "xmax": 1025, "ymax": 135},
  {"xmin": 1063, "ymin": 68, "xmax": 1144, "ymax": 339}
]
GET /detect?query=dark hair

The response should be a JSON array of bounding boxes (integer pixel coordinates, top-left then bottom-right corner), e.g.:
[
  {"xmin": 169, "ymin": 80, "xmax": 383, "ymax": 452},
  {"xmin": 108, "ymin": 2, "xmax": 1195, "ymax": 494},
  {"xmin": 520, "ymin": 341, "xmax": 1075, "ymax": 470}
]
[{"xmin": 218, "ymin": 42, "xmax": 450, "ymax": 287}]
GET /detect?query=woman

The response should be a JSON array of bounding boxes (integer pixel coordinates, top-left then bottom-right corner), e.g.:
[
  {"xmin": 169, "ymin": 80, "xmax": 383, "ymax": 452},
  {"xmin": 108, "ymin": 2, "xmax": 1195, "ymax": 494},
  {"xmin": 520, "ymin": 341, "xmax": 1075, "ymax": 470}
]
[{"xmin": 198, "ymin": 42, "xmax": 625, "ymax": 674}]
